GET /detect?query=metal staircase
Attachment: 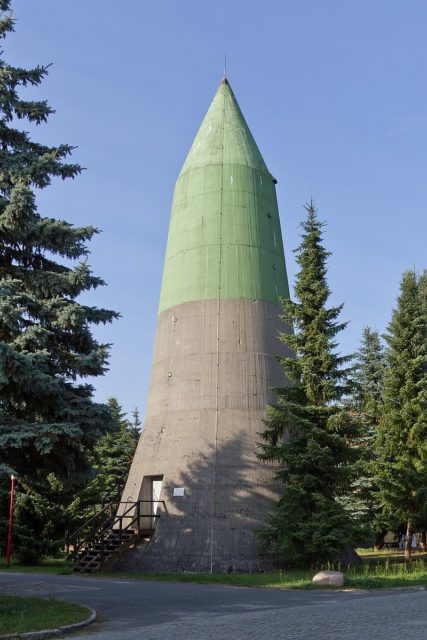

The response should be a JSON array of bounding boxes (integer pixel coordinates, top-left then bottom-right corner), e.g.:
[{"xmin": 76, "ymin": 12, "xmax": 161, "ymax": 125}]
[{"xmin": 67, "ymin": 499, "xmax": 167, "ymax": 573}]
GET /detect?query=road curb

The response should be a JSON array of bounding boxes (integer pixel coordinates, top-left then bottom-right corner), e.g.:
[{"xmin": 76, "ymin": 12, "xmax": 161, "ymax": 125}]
[
  {"xmin": 0, "ymin": 607, "xmax": 96, "ymax": 640},
  {"xmin": 342, "ymin": 584, "xmax": 427, "ymax": 592}
]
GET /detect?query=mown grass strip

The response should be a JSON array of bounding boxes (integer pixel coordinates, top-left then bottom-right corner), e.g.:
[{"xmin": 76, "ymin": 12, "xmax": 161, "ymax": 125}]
[
  {"xmin": 0, "ymin": 558, "xmax": 72, "ymax": 575},
  {"xmin": 0, "ymin": 595, "xmax": 89, "ymax": 635},
  {"xmin": 2, "ymin": 553, "xmax": 427, "ymax": 591},
  {"xmin": 97, "ymin": 558, "xmax": 427, "ymax": 590}
]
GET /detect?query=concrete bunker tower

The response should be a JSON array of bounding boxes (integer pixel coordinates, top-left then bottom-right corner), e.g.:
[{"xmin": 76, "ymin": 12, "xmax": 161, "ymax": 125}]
[{"xmin": 121, "ymin": 78, "xmax": 291, "ymax": 572}]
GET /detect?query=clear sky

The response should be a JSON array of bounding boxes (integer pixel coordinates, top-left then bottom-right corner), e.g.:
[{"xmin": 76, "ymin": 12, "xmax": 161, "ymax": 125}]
[{"xmin": 7, "ymin": 1, "xmax": 427, "ymax": 418}]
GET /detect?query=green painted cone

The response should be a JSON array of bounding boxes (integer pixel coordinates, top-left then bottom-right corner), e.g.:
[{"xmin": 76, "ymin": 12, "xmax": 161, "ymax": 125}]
[{"xmin": 159, "ymin": 79, "xmax": 289, "ymax": 313}]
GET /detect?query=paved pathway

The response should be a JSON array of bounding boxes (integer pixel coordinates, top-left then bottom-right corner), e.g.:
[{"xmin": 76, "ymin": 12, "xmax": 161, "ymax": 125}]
[{"xmin": 1, "ymin": 572, "xmax": 426, "ymax": 639}]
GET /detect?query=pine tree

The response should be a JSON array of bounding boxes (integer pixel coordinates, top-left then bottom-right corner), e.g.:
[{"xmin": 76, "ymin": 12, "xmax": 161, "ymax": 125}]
[
  {"xmin": 347, "ymin": 328, "xmax": 386, "ymax": 544},
  {"xmin": 375, "ymin": 271, "xmax": 427, "ymax": 560},
  {"xmin": 419, "ymin": 270, "xmax": 427, "ymax": 314},
  {"xmin": 258, "ymin": 201, "xmax": 360, "ymax": 568},
  {"xmin": 11, "ymin": 472, "xmax": 83, "ymax": 563},
  {"xmin": 353, "ymin": 328, "xmax": 386, "ymax": 415},
  {"xmin": 0, "ymin": 1, "xmax": 118, "ymax": 483},
  {"xmin": 419, "ymin": 270, "xmax": 427, "ymax": 553},
  {"xmin": 130, "ymin": 407, "xmax": 142, "ymax": 440},
  {"xmin": 1, "ymin": 398, "xmax": 139, "ymax": 564},
  {"xmin": 83, "ymin": 398, "xmax": 140, "ymax": 507}
]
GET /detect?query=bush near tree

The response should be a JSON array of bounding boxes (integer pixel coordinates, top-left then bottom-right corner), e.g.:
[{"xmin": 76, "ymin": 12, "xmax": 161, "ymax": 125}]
[{"xmin": 0, "ymin": 398, "xmax": 140, "ymax": 563}]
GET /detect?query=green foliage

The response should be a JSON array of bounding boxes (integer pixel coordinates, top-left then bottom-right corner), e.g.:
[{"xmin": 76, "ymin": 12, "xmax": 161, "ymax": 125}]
[
  {"xmin": 1, "ymin": 398, "xmax": 139, "ymax": 564},
  {"xmin": 375, "ymin": 271, "xmax": 427, "ymax": 536},
  {"xmin": 344, "ymin": 328, "xmax": 387, "ymax": 538},
  {"xmin": 83, "ymin": 397, "xmax": 140, "ymax": 507},
  {"xmin": 0, "ymin": 2, "xmax": 124, "ymax": 562},
  {"xmin": 0, "ymin": 596, "xmax": 88, "ymax": 635},
  {"xmin": 0, "ymin": 1, "xmax": 119, "ymax": 483},
  {"xmin": 258, "ymin": 201, "xmax": 360, "ymax": 567},
  {"xmin": 10, "ymin": 471, "xmax": 92, "ymax": 564},
  {"xmin": 353, "ymin": 327, "xmax": 386, "ymax": 415}
]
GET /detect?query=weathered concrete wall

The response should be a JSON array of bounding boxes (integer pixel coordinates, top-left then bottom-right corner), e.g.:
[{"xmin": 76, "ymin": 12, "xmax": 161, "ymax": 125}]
[{"xmin": 119, "ymin": 297, "xmax": 291, "ymax": 572}]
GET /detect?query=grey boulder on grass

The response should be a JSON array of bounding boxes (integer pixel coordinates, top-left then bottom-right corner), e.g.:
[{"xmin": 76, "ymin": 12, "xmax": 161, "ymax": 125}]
[{"xmin": 312, "ymin": 571, "xmax": 344, "ymax": 587}]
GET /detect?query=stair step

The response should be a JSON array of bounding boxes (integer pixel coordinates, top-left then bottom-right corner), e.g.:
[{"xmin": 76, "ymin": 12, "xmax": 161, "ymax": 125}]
[
  {"xmin": 92, "ymin": 544, "xmax": 119, "ymax": 551},
  {"xmin": 70, "ymin": 505, "xmax": 151, "ymax": 574}
]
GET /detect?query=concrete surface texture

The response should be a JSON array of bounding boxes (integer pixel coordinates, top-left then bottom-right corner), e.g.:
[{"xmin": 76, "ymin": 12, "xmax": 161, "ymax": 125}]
[
  {"xmin": 120, "ymin": 78, "xmax": 292, "ymax": 572},
  {"xmin": 121, "ymin": 298, "xmax": 291, "ymax": 572},
  {"xmin": 1, "ymin": 573, "xmax": 427, "ymax": 640}
]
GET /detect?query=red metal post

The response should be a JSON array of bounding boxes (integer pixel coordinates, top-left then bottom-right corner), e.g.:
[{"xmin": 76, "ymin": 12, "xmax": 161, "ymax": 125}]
[{"xmin": 6, "ymin": 475, "xmax": 15, "ymax": 566}]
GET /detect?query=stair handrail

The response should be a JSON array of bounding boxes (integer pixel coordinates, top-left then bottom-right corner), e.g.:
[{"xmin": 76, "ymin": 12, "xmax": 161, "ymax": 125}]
[
  {"xmin": 69, "ymin": 499, "xmax": 168, "ymax": 567},
  {"xmin": 69, "ymin": 500, "xmax": 137, "ymax": 561},
  {"xmin": 67, "ymin": 500, "xmax": 118, "ymax": 549}
]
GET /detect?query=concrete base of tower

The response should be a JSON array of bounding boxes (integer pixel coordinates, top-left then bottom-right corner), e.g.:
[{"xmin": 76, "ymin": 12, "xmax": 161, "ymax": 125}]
[
  {"xmin": 117, "ymin": 297, "xmax": 291, "ymax": 573},
  {"xmin": 114, "ymin": 524, "xmax": 277, "ymax": 574}
]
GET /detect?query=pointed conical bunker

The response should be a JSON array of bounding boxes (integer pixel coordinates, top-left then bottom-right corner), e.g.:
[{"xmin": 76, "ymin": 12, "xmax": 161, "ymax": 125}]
[{"xmin": 119, "ymin": 79, "xmax": 291, "ymax": 572}]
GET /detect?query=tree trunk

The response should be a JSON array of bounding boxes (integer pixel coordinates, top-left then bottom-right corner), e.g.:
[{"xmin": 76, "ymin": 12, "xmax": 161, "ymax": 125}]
[
  {"xmin": 404, "ymin": 520, "xmax": 413, "ymax": 561},
  {"xmin": 337, "ymin": 545, "xmax": 363, "ymax": 568},
  {"xmin": 374, "ymin": 530, "xmax": 386, "ymax": 550},
  {"xmin": 419, "ymin": 531, "xmax": 426, "ymax": 552}
]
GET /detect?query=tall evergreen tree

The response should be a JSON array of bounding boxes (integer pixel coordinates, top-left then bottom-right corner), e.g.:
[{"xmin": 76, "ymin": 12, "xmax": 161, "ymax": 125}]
[
  {"xmin": 0, "ymin": 1, "xmax": 118, "ymax": 483},
  {"xmin": 258, "ymin": 201, "xmax": 360, "ymax": 568},
  {"xmin": 85, "ymin": 397, "xmax": 139, "ymax": 505},
  {"xmin": 353, "ymin": 328, "xmax": 386, "ymax": 415},
  {"xmin": 1, "ymin": 399, "xmax": 139, "ymax": 564},
  {"xmin": 419, "ymin": 270, "xmax": 427, "ymax": 314},
  {"xmin": 346, "ymin": 328, "xmax": 386, "ymax": 543},
  {"xmin": 375, "ymin": 271, "xmax": 427, "ymax": 560},
  {"xmin": 130, "ymin": 406, "xmax": 142, "ymax": 440}
]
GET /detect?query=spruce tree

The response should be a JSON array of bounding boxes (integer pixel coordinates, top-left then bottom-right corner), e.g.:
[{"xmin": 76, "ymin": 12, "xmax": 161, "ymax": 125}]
[
  {"xmin": 0, "ymin": 1, "xmax": 118, "ymax": 483},
  {"xmin": 258, "ymin": 201, "xmax": 360, "ymax": 568},
  {"xmin": 347, "ymin": 328, "xmax": 386, "ymax": 543},
  {"xmin": 353, "ymin": 328, "xmax": 386, "ymax": 415},
  {"xmin": 1, "ymin": 398, "xmax": 139, "ymax": 564},
  {"xmin": 130, "ymin": 407, "xmax": 142, "ymax": 440},
  {"xmin": 375, "ymin": 271, "xmax": 427, "ymax": 560},
  {"xmin": 419, "ymin": 270, "xmax": 427, "ymax": 314},
  {"xmin": 86, "ymin": 398, "xmax": 140, "ymax": 505}
]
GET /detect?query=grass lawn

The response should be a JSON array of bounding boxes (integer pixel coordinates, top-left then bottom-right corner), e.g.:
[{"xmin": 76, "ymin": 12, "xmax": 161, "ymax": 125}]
[
  {"xmin": 0, "ymin": 557, "xmax": 72, "ymax": 574},
  {"xmin": 2, "ymin": 551, "xmax": 427, "ymax": 591},
  {"xmin": 0, "ymin": 595, "xmax": 89, "ymax": 635},
  {"xmin": 92, "ymin": 550, "xmax": 427, "ymax": 590},
  {"xmin": 98, "ymin": 559, "xmax": 427, "ymax": 590}
]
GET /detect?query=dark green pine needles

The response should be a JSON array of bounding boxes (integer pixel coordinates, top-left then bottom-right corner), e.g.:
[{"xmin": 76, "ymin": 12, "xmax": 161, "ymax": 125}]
[
  {"xmin": 353, "ymin": 327, "xmax": 386, "ymax": 417},
  {"xmin": 0, "ymin": 1, "xmax": 119, "ymax": 482},
  {"xmin": 258, "ymin": 201, "xmax": 360, "ymax": 568},
  {"xmin": 342, "ymin": 328, "xmax": 386, "ymax": 543},
  {"xmin": 375, "ymin": 270, "xmax": 427, "ymax": 560}
]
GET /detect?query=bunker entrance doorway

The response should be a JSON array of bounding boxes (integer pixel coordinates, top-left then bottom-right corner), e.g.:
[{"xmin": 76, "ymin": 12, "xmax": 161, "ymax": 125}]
[{"xmin": 141, "ymin": 475, "xmax": 164, "ymax": 531}]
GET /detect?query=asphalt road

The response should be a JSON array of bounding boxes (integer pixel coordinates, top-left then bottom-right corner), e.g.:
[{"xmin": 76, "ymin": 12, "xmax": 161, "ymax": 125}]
[{"xmin": 1, "ymin": 572, "xmax": 427, "ymax": 639}]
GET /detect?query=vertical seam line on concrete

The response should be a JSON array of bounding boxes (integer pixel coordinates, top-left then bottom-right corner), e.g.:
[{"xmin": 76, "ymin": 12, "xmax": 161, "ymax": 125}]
[{"xmin": 210, "ymin": 83, "xmax": 226, "ymax": 574}]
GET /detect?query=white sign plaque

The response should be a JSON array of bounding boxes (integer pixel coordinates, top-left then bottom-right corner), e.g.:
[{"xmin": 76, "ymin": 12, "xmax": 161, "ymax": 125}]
[{"xmin": 173, "ymin": 487, "xmax": 185, "ymax": 497}]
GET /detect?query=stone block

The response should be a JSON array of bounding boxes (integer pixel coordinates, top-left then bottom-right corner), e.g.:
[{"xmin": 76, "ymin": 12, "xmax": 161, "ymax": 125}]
[{"xmin": 312, "ymin": 570, "xmax": 344, "ymax": 587}]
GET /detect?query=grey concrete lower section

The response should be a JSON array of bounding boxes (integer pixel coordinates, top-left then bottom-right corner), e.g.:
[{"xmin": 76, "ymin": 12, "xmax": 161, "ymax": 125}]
[{"xmin": 119, "ymin": 298, "xmax": 291, "ymax": 572}]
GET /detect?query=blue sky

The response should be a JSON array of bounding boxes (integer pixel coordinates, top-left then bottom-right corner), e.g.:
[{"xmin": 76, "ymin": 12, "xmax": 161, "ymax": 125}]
[{"xmin": 7, "ymin": 1, "xmax": 427, "ymax": 418}]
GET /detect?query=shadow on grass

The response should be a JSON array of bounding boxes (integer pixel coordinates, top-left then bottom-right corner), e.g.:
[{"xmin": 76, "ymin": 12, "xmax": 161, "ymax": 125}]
[
  {"xmin": 0, "ymin": 557, "xmax": 72, "ymax": 574},
  {"xmin": 2, "ymin": 555, "xmax": 427, "ymax": 591}
]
